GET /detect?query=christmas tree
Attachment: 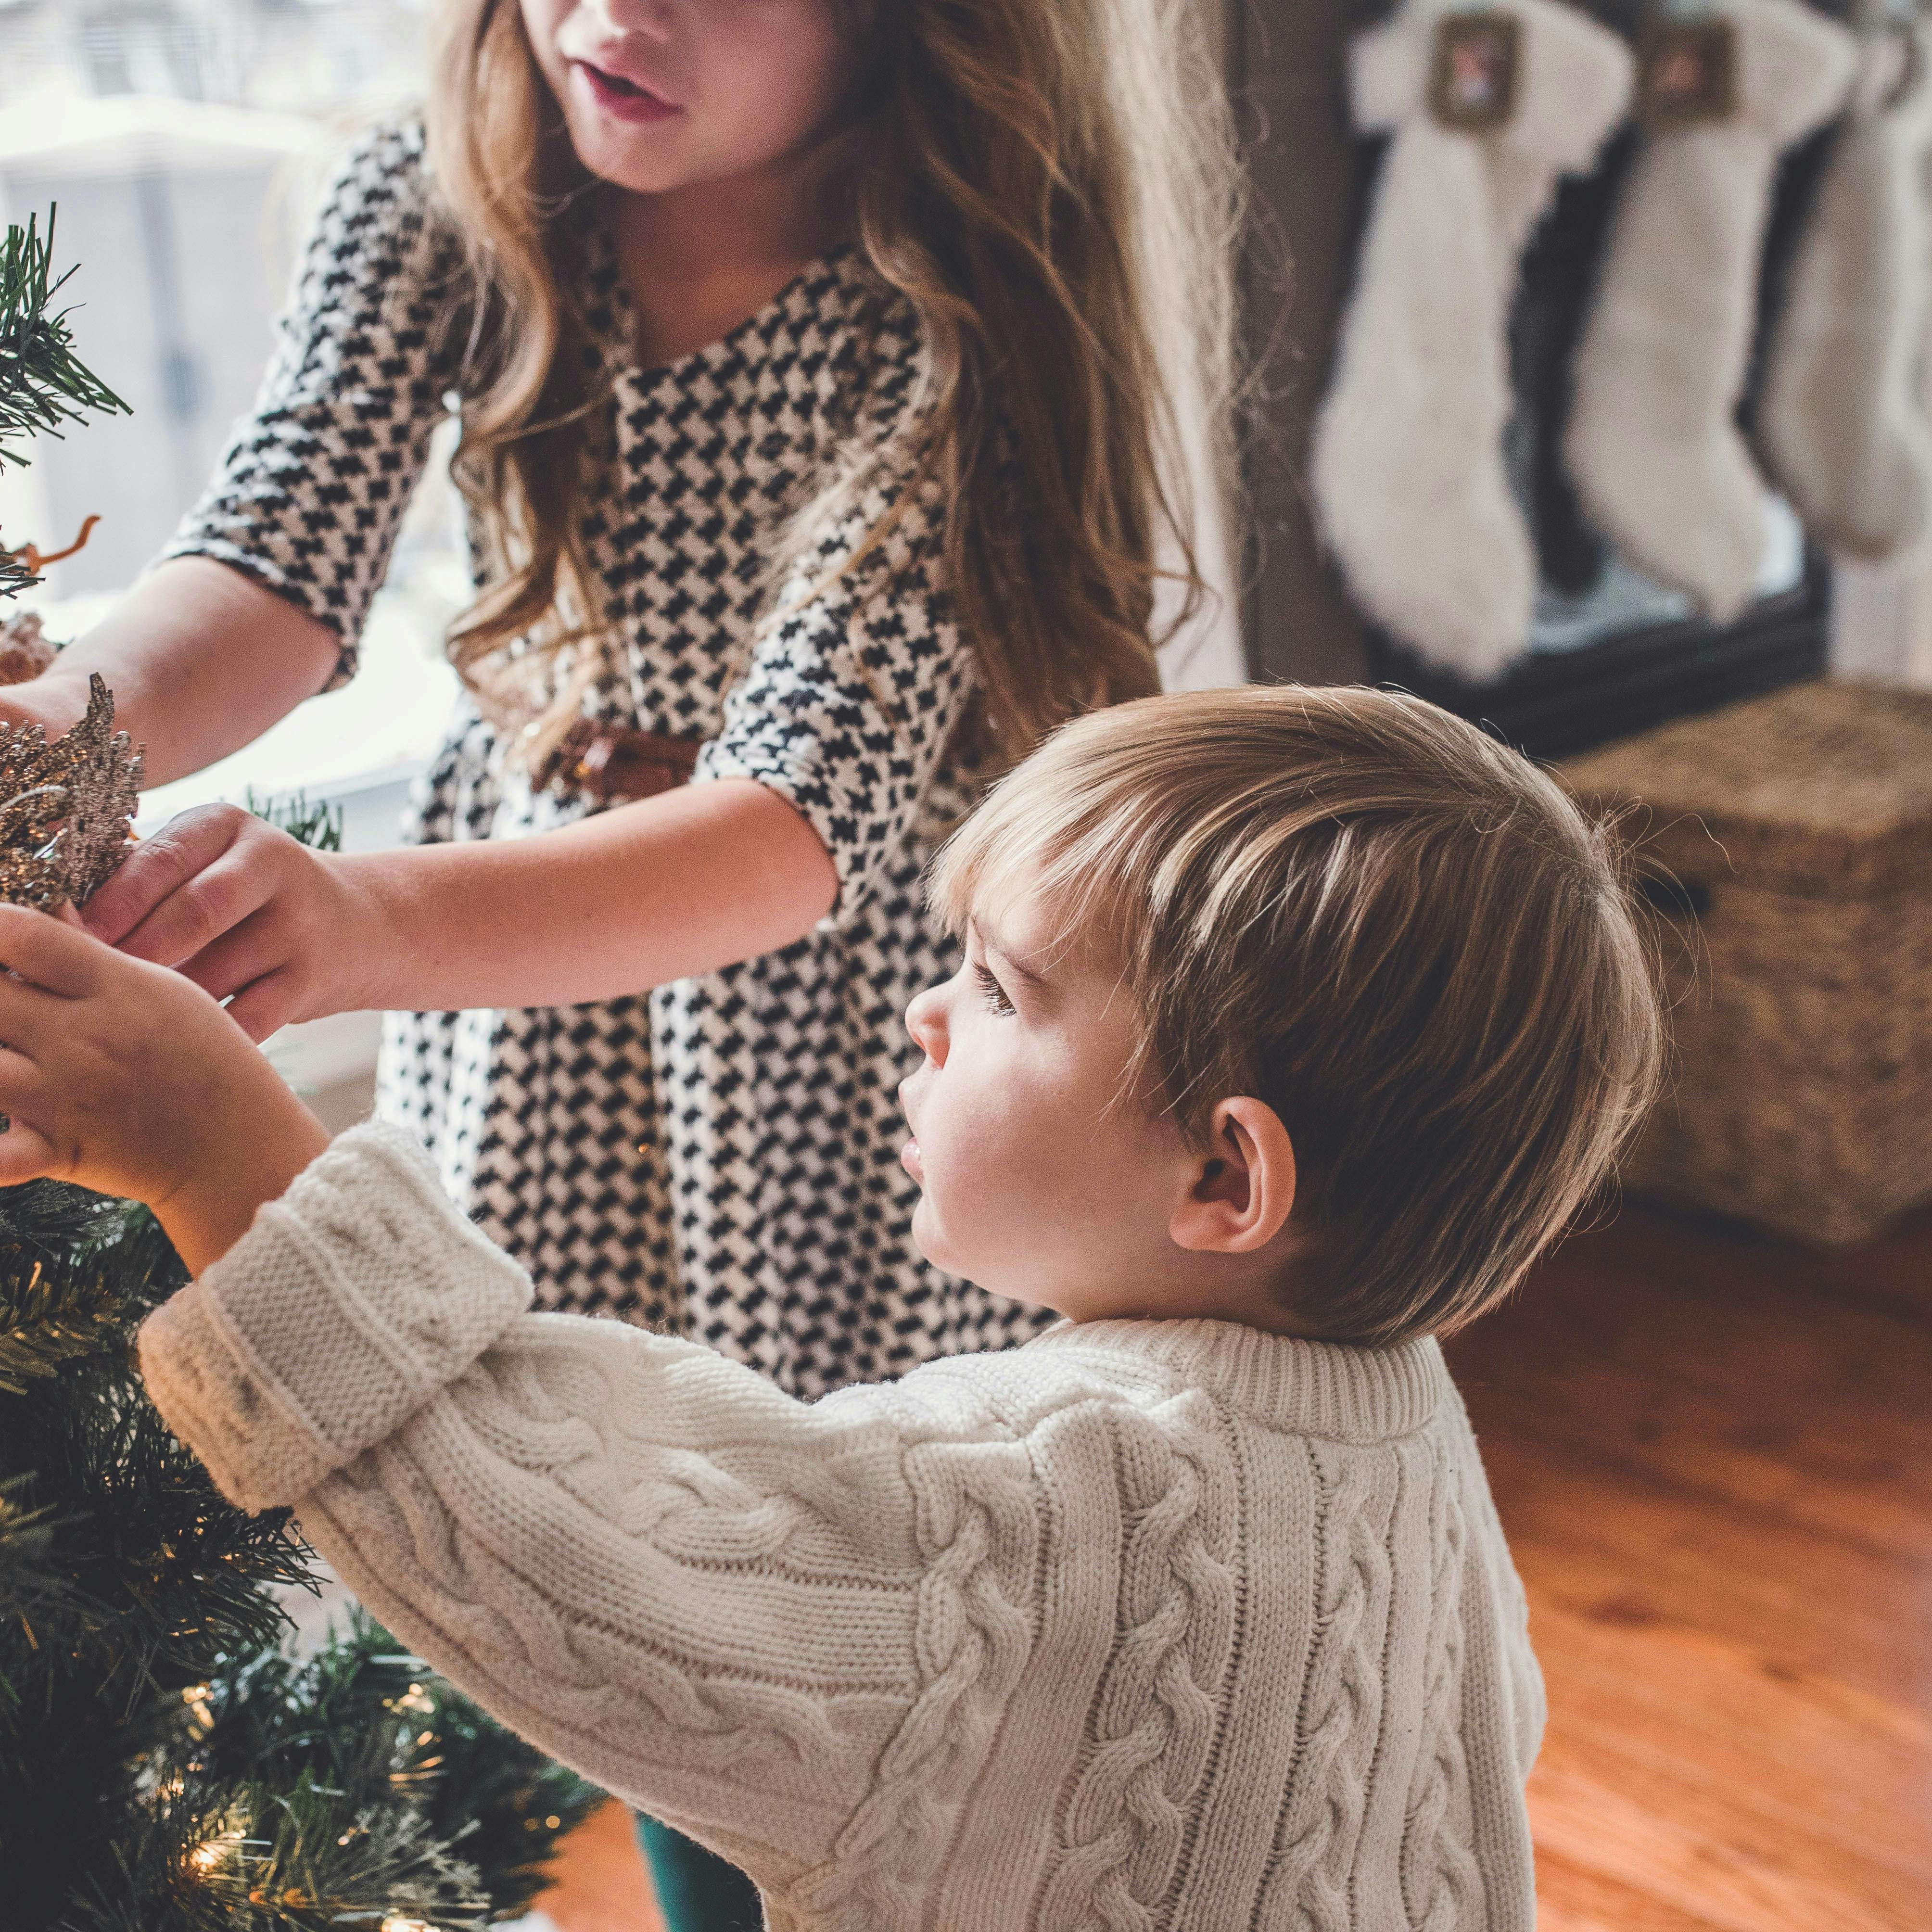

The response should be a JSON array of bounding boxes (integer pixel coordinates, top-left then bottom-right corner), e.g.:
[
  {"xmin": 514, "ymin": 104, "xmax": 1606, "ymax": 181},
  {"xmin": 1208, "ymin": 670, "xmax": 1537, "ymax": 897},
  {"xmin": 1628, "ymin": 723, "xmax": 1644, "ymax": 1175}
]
[{"xmin": 0, "ymin": 210, "xmax": 599, "ymax": 1929}]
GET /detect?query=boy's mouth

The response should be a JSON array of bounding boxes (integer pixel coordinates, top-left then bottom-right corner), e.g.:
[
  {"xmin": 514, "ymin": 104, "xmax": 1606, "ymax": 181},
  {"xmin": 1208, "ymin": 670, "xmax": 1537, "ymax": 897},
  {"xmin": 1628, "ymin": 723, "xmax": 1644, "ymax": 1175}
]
[{"xmin": 571, "ymin": 59, "xmax": 682, "ymax": 125}]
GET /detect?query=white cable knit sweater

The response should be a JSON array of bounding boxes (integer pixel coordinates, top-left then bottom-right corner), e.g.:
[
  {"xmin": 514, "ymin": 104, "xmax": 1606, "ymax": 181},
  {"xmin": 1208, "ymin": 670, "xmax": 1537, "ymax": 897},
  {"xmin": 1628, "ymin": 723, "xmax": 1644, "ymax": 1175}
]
[{"xmin": 138, "ymin": 1124, "xmax": 1544, "ymax": 1932}]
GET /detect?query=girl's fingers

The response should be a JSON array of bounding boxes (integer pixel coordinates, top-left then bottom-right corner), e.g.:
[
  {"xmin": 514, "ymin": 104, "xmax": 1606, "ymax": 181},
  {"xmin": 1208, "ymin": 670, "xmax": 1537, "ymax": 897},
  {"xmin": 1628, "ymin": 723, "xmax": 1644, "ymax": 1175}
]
[
  {"xmin": 0, "ymin": 903, "xmax": 103, "ymax": 998},
  {"xmin": 223, "ymin": 969, "xmax": 302, "ymax": 1045},
  {"xmin": 176, "ymin": 912, "xmax": 290, "ymax": 1008},
  {"xmin": 112, "ymin": 843, "xmax": 277, "ymax": 970},
  {"xmin": 82, "ymin": 803, "xmax": 248, "ymax": 948}
]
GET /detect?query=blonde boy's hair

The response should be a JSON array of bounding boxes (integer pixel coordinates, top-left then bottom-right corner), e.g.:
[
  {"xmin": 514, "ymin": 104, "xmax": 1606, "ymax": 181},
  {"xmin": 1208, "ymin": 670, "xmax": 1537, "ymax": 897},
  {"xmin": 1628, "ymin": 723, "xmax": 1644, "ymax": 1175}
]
[{"xmin": 932, "ymin": 686, "xmax": 1665, "ymax": 1346}]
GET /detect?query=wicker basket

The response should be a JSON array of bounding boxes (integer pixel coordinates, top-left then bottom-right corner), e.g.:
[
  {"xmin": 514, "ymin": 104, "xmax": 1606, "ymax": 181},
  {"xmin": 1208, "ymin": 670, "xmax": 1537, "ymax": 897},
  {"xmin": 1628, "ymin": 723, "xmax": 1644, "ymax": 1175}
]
[{"xmin": 1558, "ymin": 678, "xmax": 1932, "ymax": 1245}]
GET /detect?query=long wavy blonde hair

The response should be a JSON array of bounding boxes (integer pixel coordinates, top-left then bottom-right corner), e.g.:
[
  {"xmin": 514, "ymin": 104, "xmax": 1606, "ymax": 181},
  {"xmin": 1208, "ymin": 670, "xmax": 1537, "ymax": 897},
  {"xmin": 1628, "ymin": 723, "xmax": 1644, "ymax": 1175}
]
[{"xmin": 424, "ymin": 0, "xmax": 1243, "ymax": 764}]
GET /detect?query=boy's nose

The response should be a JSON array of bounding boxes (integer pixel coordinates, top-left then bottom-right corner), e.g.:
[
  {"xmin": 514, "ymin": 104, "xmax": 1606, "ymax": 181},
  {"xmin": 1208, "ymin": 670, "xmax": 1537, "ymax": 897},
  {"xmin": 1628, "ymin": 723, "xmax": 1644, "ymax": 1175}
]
[{"xmin": 904, "ymin": 983, "xmax": 947, "ymax": 1065}]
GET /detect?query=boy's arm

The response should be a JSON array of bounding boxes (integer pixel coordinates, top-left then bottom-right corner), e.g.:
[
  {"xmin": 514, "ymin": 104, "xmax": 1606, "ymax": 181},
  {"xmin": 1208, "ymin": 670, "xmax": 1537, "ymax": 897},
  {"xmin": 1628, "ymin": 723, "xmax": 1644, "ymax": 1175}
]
[
  {"xmin": 0, "ymin": 912, "xmax": 1038, "ymax": 1889},
  {"xmin": 137, "ymin": 1124, "xmax": 1038, "ymax": 1897}
]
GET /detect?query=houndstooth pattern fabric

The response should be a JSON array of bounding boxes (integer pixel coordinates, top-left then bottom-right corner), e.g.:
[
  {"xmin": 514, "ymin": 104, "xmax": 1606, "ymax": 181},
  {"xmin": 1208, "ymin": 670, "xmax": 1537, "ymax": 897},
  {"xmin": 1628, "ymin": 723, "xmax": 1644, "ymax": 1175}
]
[{"xmin": 168, "ymin": 120, "xmax": 1049, "ymax": 1398}]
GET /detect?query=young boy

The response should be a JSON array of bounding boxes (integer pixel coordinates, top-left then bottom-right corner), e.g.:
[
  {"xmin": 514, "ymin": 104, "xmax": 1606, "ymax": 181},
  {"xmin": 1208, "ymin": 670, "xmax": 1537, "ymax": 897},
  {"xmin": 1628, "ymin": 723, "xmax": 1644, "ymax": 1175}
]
[{"xmin": 0, "ymin": 686, "xmax": 1661, "ymax": 1932}]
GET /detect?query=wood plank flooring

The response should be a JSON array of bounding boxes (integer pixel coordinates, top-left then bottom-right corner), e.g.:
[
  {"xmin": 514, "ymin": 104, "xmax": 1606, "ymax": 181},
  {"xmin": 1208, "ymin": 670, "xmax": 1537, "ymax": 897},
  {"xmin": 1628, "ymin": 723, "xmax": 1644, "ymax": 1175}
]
[
  {"xmin": 1446, "ymin": 1201, "xmax": 1932, "ymax": 1932},
  {"xmin": 535, "ymin": 1201, "xmax": 1932, "ymax": 1931},
  {"xmin": 533, "ymin": 1795, "xmax": 663, "ymax": 1932}
]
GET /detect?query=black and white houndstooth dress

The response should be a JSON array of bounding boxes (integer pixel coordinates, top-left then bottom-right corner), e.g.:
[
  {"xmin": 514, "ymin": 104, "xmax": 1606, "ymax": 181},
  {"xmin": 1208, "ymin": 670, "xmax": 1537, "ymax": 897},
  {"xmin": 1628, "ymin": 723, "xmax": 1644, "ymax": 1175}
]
[{"xmin": 168, "ymin": 121, "xmax": 1049, "ymax": 1397}]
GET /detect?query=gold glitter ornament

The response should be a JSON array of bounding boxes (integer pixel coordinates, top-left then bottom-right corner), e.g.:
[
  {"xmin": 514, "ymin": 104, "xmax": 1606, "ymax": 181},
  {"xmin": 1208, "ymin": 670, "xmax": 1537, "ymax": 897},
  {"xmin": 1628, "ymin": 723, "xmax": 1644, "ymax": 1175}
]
[{"xmin": 0, "ymin": 674, "xmax": 141, "ymax": 909}]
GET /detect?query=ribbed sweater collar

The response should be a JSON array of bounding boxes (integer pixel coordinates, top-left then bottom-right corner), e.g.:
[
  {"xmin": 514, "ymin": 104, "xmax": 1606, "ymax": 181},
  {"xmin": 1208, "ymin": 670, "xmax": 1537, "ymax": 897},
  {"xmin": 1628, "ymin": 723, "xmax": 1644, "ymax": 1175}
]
[{"xmin": 1025, "ymin": 1317, "xmax": 1446, "ymax": 1443}]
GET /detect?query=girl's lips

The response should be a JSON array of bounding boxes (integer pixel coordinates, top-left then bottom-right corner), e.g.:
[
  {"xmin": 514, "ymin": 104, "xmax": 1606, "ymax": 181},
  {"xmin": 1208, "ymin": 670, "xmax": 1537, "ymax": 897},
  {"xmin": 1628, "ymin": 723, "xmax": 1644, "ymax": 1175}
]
[
  {"xmin": 901, "ymin": 1136, "xmax": 924, "ymax": 1182},
  {"xmin": 571, "ymin": 59, "xmax": 683, "ymax": 125}
]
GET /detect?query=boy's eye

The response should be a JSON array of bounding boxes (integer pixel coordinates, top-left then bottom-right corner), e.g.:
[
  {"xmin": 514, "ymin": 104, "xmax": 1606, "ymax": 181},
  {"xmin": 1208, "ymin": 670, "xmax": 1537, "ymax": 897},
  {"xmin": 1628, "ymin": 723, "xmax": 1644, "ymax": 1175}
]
[{"xmin": 973, "ymin": 961, "xmax": 1016, "ymax": 1016}]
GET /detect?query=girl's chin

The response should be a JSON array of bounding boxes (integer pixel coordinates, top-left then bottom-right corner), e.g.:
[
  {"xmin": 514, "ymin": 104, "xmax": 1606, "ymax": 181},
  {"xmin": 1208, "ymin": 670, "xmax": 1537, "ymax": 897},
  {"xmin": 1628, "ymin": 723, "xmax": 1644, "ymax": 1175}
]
[
  {"xmin": 558, "ymin": 107, "xmax": 695, "ymax": 190},
  {"xmin": 565, "ymin": 138, "xmax": 687, "ymax": 195}
]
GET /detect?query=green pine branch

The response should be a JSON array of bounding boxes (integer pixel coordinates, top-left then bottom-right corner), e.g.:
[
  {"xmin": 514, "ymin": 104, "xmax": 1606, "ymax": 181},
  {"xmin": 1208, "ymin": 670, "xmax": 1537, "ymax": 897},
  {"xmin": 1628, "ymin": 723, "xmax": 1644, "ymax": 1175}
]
[
  {"xmin": 2, "ymin": 1358, "xmax": 314, "ymax": 1700},
  {"xmin": 0, "ymin": 1187, "xmax": 164, "ymax": 1399},
  {"xmin": 0, "ymin": 208, "xmax": 130, "ymax": 601},
  {"xmin": 0, "ymin": 1175, "xmax": 131, "ymax": 1255},
  {"xmin": 52, "ymin": 1767, "xmax": 496, "ymax": 1932},
  {"xmin": 0, "ymin": 211, "xmax": 129, "ymax": 468},
  {"xmin": 0, "ymin": 1150, "xmax": 600, "ymax": 1931},
  {"xmin": 191, "ymin": 1611, "xmax": 604, "ymax": 1920},
  {"xmin": 0, "ymin": 1471, "xmax": 82, "ymax": 1634},
  {"xmin": 0, "ymin": 1255, "xmax": 131, "ymax": 1395},
  {"xmin": 0, "ymin": 1184, "xmax": 313, "ymax": 1699},
  {"xmin": 243, "ymin": 789, "xmax": 343, "ymax": 854}
]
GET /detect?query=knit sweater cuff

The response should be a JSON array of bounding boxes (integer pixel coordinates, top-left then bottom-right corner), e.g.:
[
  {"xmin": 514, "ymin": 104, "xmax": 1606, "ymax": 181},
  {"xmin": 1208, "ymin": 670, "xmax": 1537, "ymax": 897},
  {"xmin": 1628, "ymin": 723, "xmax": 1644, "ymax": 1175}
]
[{"xmin": 138, "ymin": 1122, "xmax": 533, "ymax": 1513}]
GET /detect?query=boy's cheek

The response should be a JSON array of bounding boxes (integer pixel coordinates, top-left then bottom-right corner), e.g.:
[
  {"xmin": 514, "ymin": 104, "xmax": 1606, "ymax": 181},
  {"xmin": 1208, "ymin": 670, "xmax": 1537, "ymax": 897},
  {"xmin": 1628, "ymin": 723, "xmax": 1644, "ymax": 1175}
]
[
  {"xmin": 909, "ymin": 1185, "xmax": 992, "ymax": 1284},
  {"xmin": 908, "ymin": 1193, "xmax": 948, "ymax": 1268}
]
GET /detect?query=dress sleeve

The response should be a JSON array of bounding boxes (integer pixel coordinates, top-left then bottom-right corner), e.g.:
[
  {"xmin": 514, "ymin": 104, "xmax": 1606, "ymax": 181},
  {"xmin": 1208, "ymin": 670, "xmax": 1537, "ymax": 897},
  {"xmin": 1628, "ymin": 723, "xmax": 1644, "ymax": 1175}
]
[
  {"xmin": 161, "ymin": 120, "xmax": 458, "ymax": 688},
  {"xmin": 135, "ymin": 1123, "xmax": 1039, "ymax": 1898},
  {"xmin": 693, "ymin": 454, "xmax": 977, "ymax": 925}
]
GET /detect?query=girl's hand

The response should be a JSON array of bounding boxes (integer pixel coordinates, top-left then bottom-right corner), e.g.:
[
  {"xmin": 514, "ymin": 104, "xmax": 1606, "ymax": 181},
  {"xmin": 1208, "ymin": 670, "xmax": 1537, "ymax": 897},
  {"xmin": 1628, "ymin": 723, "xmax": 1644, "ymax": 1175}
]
[
  {"xmin": 0, "ymin": 906, "xmax": 330, "ymax": 1273},
  {"xmin": 80, "ymin": 804, "xmax": 384, "ymax": 1041}
]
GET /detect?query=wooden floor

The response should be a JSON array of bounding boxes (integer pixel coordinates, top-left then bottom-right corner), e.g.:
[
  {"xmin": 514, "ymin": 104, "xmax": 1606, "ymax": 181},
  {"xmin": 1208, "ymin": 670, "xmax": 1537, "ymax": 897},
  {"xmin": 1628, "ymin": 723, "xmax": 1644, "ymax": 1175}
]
[
  {"xmin": 1447, "ymin": 1199, "xmax": 1932, "ymax": 1932},
  {"xmin": 532, "ymin": 1796, "xmax": 663, "ymax": 1932},
  {"xmin": 534, "ymin": 1201, "xmax": 1932, "ymax": 1932}
]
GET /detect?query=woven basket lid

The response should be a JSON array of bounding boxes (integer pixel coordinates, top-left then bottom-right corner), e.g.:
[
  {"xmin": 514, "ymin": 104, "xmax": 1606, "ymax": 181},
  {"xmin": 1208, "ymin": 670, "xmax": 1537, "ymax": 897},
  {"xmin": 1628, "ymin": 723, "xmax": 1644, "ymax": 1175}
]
[{"xmin": 1557, "ymin": 679, "xmax": 1932, "ymax": 898}]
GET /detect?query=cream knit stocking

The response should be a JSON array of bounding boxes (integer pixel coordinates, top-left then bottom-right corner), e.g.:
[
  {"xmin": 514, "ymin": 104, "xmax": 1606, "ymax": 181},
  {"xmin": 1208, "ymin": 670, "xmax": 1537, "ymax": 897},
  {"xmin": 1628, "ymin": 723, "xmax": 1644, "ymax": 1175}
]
[
  {"xmin": 1564, "ymin": 0, "xmax": 1857, "ymax": 621},
  {"xmin": 1311, "ymin": 0, "xmax": 1633, "ymax": 679},
  {"xmin": 1758, "ymin": 20, "xmax": 1932, "ymax": 562}
]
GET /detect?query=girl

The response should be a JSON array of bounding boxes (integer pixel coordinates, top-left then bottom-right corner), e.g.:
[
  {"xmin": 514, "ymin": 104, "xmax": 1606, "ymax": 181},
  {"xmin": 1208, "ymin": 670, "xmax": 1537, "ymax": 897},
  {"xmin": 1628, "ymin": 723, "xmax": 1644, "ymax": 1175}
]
[{"xmin": 3, "ymin": 0, "xmax": 1238, "ymax": 1912}]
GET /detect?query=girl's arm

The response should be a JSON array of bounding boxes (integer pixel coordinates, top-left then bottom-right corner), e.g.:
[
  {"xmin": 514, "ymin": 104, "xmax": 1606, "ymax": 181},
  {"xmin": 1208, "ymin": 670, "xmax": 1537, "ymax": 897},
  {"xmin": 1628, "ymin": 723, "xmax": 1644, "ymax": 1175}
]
[
  {"xmin": 87, "ymin": 457, "xmax": 966, "ymax": 1036},
  {"xmin": 10, "ymin": 558, "xmax": 341, "ymax": 785},
  {"xmin": 83, "ymin": 776, "xmax": 838, "ymax": 1036},
  {"xmin": 353, "ymin": 778, "xmax": 841, "ymax": 1007}
]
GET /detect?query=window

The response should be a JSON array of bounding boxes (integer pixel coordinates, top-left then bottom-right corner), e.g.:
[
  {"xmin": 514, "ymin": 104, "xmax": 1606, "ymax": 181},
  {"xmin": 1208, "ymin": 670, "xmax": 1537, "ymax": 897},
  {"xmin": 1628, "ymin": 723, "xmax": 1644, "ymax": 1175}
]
[{"xmin": 0, "ymin": 1, "xmax": 461, "ymax": 1116}]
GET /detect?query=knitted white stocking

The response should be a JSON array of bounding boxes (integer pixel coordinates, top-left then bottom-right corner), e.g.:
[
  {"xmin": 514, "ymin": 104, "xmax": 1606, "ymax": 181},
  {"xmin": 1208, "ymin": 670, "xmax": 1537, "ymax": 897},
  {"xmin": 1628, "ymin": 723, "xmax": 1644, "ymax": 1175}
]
[
  {"xmin": 1564, "ymin": 0, "xmax": 1857, "ymax": 621},
  {"xmin": 1310, "ymin": 0, "xmax": 1633, "ymax": 679},
  {"xmin": 1758, "ymin": 22, "xmax": 1932, "ymax": 562}
]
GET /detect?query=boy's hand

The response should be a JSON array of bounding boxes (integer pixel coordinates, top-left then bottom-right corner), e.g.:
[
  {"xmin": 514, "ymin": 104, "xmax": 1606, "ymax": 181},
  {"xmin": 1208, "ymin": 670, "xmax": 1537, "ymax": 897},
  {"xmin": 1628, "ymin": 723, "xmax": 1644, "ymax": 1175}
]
[
  {"xmin": 0, "ymin": 906, "xmax": 330, "ymax": 1274},
  {"xmin": 80, "ymin": 804, "xmax": 385, "ymax": 1041}
]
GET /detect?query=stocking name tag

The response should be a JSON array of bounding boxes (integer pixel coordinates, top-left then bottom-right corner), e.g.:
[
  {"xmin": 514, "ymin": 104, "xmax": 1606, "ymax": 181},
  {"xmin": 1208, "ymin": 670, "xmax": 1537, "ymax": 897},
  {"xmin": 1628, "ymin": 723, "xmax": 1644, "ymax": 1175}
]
[
  {"xmin": 1638, "ymin": 18, "xmax": 1736, "ymax": 127},
  {"xmin": 1428, "ymin": 13, "xmax": 1521, "ymax": 131}
]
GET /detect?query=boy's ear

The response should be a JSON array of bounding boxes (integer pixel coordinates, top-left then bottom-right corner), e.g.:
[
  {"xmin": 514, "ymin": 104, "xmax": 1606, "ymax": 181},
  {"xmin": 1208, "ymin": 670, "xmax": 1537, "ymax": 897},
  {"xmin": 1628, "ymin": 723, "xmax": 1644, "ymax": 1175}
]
[{"xmin": 1169, "ymin": 1097, "xmax": 1296, "ymax": 1255}]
